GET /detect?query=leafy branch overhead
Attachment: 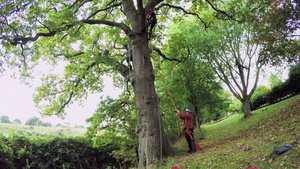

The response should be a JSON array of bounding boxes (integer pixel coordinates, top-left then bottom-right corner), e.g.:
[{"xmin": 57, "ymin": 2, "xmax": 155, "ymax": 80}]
[
  {"xmin": 1, "ymin": 0, "xmax": 298, "ymax": 116},
  {"xmin": 1, "ymin": 0, "xmax": 239, "ymax": 115}
]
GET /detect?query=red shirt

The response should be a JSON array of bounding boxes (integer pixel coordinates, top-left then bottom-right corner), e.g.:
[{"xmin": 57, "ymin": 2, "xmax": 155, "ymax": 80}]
[{"xmin": 179, "ymin": 112, "xmax": 193, "ymax": 128}]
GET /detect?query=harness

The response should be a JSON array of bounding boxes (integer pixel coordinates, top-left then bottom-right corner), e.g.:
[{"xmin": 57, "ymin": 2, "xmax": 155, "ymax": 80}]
[{"xmin": 185, "ymin": 125, "xmax": 194, "ymax": 141}]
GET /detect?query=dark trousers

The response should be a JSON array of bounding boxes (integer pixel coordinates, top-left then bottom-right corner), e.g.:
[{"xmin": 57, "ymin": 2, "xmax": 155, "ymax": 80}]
[
  {"xmin": 147, "ymin": 20, "xmax": 156, "ymax": 40},
  {"xmin": 185, "ymin": 128, "xmax": 196, "ymax": 153}
]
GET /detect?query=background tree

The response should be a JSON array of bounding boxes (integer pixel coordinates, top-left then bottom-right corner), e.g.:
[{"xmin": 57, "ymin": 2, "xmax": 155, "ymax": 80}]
[
  {"xmin": 156, "ymin": 57, "xmax": 225, "ymax": 129},
  {"xmin": 25, "ymin": 117, "xmax": 42, "ymax": 126},
  {"xmin": 41, "ymin": 122, "xmax": 52, "ymax": 127},
  {"xmin": 12, "ymin": 119, "xmax": 22, "ymax": 124},
  {"xmin": 170, "ymin": 18, "xmax": 265, "ymax": 118},
  {"xmin": 55, "ymin": 123, "xmax": 64, "ymax": 127},
  {"xmin": 169, "ymin": 0, "xmax": 299, "ymax": 118},
  {"xmin": 0, "ymin": 115, "xmax": 11, "ymax": 123}
]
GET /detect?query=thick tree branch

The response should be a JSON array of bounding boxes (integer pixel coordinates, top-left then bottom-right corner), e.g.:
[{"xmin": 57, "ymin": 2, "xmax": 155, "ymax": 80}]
[
  {"xmin": 115, "ymin": 61, "xmax": 130, "ymax": 78},
  {"xmin": 52, "ymin": 51, "xmax": 85, "ymax": 58},
  {"xmin": 8, "ymin": 18, "xmax": 130, "ymax": 46},
  {"xmin": 153, "ymin": 46, "xmax": 188, "ymax": 62},
  {"xmin": 86, "ymin": 2, "xmax": 122, "ymax": 19},
  {"xmin": 157, "ymin": 3, "xmax": 207, "ymax": 29},
  {"xmin": 10, "ymin": 31, "xmax": 56, "ymax": 46},
  {"xmin": 70, "ymin": 0, "xmax": 92, "ymax": 11},
  {"xmin": 81, "ymin": 19, "xmax": 131, "ymax": 35},
  {"xmin": 137, "ymin": 0, "xmax": 144, "ymax": 11},
  {"xmin": 146, "ymin": 0, "xmax": 164, "ymax": 10},
  {"xmin": 205, "ymin": 0, "xmax": 244, "ymax": 23},
  {"xmin": 248, "ymin": 67, "xmax": 261, "ymax": 97},
  {"xmin": 122, "ymin": 0, "xmax": 138, "ymax": 22},
  {"xmin": 9, "ymin": 24, "xmax": 74, "ymax": 46},
  {"xmin": 204, "ymin": 48, "xmax": 242, "ymax": 101}
]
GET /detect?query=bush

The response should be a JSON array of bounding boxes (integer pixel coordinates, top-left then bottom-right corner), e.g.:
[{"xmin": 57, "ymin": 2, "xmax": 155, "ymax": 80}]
[
  {"xmin": 0, "ymin": 135, "xmax": 14, "ymax": 169},
  {"xmin": 251, "ymin": 63, "xmax": 300, "ymax": 110},
  {"xmin": 0, "ymin": 134, "xmax": 121, "ymax": 169}
]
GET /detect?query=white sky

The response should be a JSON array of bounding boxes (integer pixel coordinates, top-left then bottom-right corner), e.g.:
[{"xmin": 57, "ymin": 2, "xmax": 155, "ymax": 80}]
[
  {"xmin": 0, "ymin": 63, "xmax": 122, "ymax": 127},
  {"xmin": 0, "ymin": 60, "xmax": 289, "ymax": 127}
]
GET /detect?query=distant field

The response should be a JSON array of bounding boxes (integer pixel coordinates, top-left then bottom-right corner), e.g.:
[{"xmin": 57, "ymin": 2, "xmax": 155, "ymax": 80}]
[{"xmin": 0, "ymin": 123, "xmax": 86, "ymax": 137}]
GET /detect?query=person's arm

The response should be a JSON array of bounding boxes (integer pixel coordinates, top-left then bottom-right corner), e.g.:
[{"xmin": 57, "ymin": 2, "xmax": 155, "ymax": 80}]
[{"xmin": 176, "ymin": 110, "xmax": 186, "ymax": 119}]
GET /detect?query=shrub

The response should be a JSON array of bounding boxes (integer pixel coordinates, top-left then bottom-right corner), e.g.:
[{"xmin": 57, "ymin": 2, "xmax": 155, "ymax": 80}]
[
  {"xmin": 251, "ymin": 64, "xmax": 300, "ymax": 110},
  {"xmin": 0, "ymin": 134, "xmax": 120, "ymax": 168},
  {"xmin": 0, "ymin": 135, "xmax": 14, "ymax": 169}
]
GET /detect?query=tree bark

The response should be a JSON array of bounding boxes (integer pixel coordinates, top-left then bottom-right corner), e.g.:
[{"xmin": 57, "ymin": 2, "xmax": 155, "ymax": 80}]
[
  {"xmin": 121, "ymin": 1, "xmax": 173, "ymax": 166},
  {"xmin": 242, "ymin": 97, "xmax": 252, "ymax": 118},
  {"xmin": 130, "ymin": 31, "xmax": 172, "ymax": 167}
]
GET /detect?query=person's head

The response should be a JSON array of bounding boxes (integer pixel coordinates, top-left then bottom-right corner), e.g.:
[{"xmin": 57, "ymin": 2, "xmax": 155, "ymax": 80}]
[
  {"xmin": 123, "ymin": 44, "xmax": 128, "ymax": 49},
  {"xmin": 185, "ymin": 108, "xmax": 192, "ymax": 114},
  {"xmin": 148, "ymin": 8, "xmax": 153, "ymax": 13}
]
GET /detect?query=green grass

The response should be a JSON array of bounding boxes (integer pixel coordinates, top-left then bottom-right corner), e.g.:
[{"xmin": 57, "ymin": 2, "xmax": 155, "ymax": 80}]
[
  {"xmin": 0, "ymin": 123, "xmax": 86, "ymax": 137},
  {"xmin": 153, "ymin": 94, "xmax": 300, "ymax": 169}
]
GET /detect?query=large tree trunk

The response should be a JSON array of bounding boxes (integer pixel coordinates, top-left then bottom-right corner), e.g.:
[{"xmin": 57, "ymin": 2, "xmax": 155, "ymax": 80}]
[
  {"xmin": 130, "ymin": 33, "xmax": 172, "ymax": 167},
  {"xmin": 243, "ymin": 97, "xmax": 252, "ymax": 118}
]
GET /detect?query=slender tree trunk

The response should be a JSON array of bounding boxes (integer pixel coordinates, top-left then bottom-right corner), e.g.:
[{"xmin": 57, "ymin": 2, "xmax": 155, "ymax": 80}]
[
  {"xmin": 130, "ymin": 34, "xmax": 172, "ymax": 167},
  {"xmin": 243, "ymin": 97, "xmax": 252, "ymax": 118},
  {"xmin": 194, "ymin": 106, "xmax": 200, "ymax": 129}
]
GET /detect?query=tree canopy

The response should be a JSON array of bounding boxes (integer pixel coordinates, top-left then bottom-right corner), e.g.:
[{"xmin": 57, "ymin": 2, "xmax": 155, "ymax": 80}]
[{"xmin": 0, "ymin": 115, "xmax": 11, "ymax": 123}]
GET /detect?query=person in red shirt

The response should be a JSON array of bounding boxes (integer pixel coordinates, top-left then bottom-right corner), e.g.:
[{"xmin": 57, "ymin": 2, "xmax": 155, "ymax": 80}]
[{"xmin": 176, "ymin": 108, "xmax": 196, "ymax": 153}]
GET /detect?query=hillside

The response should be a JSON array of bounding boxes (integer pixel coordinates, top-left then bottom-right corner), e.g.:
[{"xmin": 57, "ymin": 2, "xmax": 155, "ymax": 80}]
[{"xmin": 155, "ymin": 94, "xmax": 299, "ymax": 168}]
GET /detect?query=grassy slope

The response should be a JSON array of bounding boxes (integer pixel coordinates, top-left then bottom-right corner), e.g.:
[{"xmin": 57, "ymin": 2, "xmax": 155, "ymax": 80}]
[
  {"xmin": 0, "ymin": 123, "xmax": 86, "ymax": 137},
  {"xmin": 156, "ymin": 94, "xmax": 300, "ymax": 169}
]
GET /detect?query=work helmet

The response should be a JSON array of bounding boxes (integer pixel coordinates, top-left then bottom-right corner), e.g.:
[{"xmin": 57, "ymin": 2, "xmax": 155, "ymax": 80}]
[{"xmin": 185, "ymin": 108, "xmax": 192, "ymax": 113}]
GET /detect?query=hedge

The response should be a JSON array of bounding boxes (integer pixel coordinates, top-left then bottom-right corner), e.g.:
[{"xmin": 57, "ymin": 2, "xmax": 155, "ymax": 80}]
[
  {"xmin": 0, "ymin": 134, "xmax": 120, "ymax": 169},
  {"xmin": 251, "ymin": 63, "xmax": 300, "ymax": 110}
]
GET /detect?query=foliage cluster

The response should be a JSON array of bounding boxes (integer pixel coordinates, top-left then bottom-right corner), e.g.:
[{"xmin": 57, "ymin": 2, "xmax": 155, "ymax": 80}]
[
  {"xmin": 86, "ymin": 96, "xmax": 138, "ymax": 167},
  {"xmin": 251, "ymin": 63, "xmax": 300, "ymax": 110},
  {"xmin": 0, "ymin": 134, "xmax": 121, "ymax": 169},
  {"xmin": 154, "ymin": 56, "xmax": 230, "ymax": 138}
]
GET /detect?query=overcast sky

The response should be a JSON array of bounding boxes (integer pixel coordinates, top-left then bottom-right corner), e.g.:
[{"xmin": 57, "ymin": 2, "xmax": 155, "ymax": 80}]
[
  {"xmin": 0, "ymin": 61, "xmax": 289, "ymax": 127},
  {"xmin": 0, "ymin": 63, "xmax": 122, "ymax": 127}
]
